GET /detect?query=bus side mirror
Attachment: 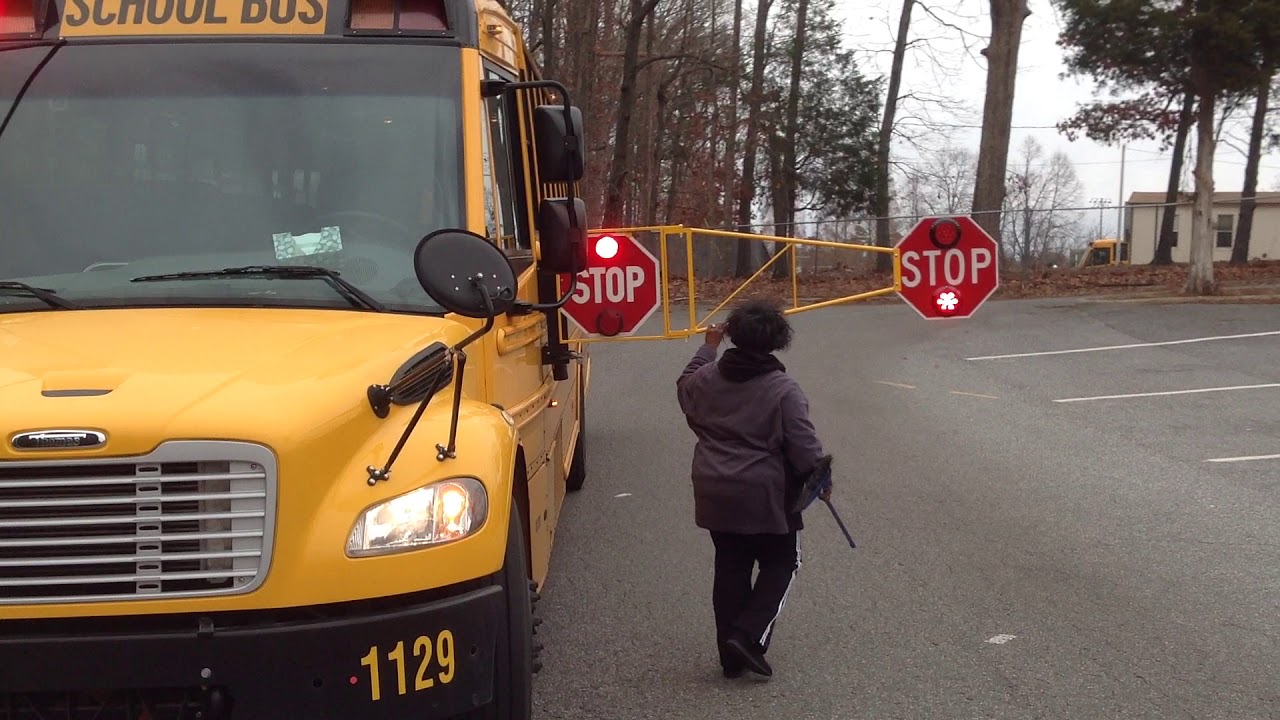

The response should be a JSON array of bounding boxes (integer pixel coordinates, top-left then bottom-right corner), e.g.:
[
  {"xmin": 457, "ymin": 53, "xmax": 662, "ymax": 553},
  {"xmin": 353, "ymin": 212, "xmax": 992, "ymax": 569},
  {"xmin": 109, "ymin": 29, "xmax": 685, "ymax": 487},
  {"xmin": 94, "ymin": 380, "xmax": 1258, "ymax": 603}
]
[
  {"xmin": 537, "ymin": 197, "xmax": 588, "ymax": 275},
  {"xmin": 414, "ymin": 229, "xmax": 518, "ymax": 320},
  {"xmin": 534, "ymin": 105, "xmax": 585, "ymax": 184}
]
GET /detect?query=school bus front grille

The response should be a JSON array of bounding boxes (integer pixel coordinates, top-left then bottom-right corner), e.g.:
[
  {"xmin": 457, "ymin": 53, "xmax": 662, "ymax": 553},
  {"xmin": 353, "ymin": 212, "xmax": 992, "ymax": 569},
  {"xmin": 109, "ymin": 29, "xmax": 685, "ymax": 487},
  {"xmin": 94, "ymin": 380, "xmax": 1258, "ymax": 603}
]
[{"xmin": 0, "ymin": 441, "xmax": 277, "ymax": 604}]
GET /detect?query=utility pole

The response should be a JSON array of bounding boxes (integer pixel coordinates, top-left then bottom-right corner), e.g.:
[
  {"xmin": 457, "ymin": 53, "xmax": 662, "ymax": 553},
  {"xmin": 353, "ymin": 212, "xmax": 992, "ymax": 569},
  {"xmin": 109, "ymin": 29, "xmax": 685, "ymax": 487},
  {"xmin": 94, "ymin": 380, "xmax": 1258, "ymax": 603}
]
[
  {"xmin": 1090, "ymin": 197, "xmax": 1107, "ymax": 239},
  {"xmin": 1117, "ymin": 144, "xmax": 1127, "ymax": 260}
]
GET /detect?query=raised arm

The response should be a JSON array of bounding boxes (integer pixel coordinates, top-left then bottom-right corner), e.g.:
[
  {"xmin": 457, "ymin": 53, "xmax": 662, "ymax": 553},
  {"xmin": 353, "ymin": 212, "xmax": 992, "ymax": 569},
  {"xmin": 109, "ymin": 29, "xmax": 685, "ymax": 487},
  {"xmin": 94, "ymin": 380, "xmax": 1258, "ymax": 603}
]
[
  {"xmin": 680, "ymin": 343, "xmax": 718, "ymax": 383},
  {"xmin": 676, "ymin": 343, "xmax": 718, "ymax": 416},
  {"xmin": 780, "ymin": 381, "xmax": 826, "ymax": 481}
]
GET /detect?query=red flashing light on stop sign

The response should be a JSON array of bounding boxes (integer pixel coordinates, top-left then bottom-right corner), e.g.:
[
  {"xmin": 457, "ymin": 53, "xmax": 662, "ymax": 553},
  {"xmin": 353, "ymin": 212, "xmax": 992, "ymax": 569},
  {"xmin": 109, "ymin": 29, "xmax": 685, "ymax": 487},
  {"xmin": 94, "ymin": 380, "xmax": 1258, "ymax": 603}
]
[
  {"xmin": 929, "ymin": 217, "xmax": 961, "ymax": 249},
  {"xmin": 594, "ymin": 235, "xmax": 619, "ymax": 260},
  {"xmin": 934, "ymin": 287, "xmax": 961, "ymax": 315}
]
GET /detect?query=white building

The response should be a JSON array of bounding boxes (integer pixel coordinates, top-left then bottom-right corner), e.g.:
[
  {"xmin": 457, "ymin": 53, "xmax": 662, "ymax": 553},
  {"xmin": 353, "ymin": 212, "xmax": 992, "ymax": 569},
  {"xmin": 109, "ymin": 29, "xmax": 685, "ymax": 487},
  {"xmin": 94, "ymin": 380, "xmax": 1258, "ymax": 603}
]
[{"xmin": 1124, "ymin": 191, "xmax": 1280, "ymax": 264}]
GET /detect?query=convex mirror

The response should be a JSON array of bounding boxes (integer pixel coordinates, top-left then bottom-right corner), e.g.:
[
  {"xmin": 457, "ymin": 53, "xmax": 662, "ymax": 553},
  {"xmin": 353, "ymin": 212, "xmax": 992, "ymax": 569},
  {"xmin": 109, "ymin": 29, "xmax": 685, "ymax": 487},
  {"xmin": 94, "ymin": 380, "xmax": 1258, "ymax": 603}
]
[{"xmin": 413, "ymin": 229, "xmax": 517, "ymax": 318}]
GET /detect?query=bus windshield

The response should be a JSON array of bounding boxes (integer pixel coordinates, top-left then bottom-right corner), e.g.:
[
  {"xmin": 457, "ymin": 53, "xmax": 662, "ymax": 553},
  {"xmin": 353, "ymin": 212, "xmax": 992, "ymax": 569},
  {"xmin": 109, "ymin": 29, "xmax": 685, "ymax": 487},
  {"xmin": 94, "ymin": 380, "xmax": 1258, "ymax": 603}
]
[{"xmin": 0, "ymin": 41, "xmax": 464, "ymax": 315}]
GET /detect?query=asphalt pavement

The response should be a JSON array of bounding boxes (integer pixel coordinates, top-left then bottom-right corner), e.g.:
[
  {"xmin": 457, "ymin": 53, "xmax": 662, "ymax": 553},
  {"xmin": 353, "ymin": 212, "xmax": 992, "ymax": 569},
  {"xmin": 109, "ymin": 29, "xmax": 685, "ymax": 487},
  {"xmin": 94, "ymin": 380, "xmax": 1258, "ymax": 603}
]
[{"xmin": 531, "ymin": 296, "xmax": 1280, "ymax": 720}]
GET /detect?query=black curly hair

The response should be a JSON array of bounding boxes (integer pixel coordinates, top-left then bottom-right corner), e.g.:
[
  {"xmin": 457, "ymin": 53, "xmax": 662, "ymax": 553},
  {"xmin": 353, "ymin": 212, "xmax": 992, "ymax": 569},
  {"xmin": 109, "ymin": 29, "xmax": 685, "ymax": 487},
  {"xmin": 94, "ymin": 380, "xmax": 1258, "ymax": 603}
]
[{"xmin": 724, "ymin": 299, "xmax": 793, "ymax": 353}]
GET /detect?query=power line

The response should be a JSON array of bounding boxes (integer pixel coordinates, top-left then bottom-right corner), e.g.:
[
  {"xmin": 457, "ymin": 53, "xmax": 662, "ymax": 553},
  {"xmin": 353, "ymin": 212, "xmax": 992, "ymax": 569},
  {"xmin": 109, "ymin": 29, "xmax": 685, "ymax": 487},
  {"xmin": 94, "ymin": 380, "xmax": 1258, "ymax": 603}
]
[
  {"xmin": 716, "ymin": 195, "xmax": 1277, "ymax": 233},
  {"xmin": 895, "ymin": 120, "xmax": 1062, "ymax": 130}
]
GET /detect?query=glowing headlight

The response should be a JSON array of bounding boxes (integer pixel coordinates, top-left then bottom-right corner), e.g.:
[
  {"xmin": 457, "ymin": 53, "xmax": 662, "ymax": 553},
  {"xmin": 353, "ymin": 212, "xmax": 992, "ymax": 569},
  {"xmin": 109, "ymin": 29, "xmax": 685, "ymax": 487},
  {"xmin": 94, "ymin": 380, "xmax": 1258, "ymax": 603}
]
[{"xmin": 346, "ymin": 477, "xmax": 488, "ymax": 557}]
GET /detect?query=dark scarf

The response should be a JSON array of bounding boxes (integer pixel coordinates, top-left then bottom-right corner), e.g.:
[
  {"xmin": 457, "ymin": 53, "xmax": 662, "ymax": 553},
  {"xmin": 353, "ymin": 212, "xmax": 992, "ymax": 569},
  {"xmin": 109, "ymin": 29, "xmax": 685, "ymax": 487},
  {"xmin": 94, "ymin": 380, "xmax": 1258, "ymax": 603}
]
[{"xmin": 717, "ymin": 347, "xmax": 786, "ymax": 383}]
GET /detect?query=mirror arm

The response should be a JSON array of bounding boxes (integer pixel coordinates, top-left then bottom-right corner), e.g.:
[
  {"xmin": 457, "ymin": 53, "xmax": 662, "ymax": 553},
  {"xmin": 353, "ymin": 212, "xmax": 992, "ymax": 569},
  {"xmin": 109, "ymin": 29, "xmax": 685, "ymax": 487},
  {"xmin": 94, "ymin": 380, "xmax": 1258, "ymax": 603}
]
[
  {"xmin": 435, "ymin": 348, "xmax": 468, "ymax": 462},
  {"xmin": 484, "ymin": 76, "xmax": 586, "ymax": 295},
  {"xmin": 514, "ymin": 278, "xmax": 575, "ymax": 314},
  {"xmin": 436, "ymin": 275, "xmax": 503, "ymax": 462},
  {"xmin": 365, "ymin": 275, "xmax": 505, "ymax": 483},
  {"xmin": 365, "ymin": 363, "xmax": 445, "ymax": 485}
]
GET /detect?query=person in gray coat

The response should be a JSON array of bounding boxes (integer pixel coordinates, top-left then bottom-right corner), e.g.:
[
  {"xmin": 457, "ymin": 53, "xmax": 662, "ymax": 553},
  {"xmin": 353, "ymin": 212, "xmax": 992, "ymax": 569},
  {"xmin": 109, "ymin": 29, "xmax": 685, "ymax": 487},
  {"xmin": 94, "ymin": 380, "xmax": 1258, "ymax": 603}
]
[{"xmin": 676, "ymin": 299, "xmax": 830, "ymax": 679}]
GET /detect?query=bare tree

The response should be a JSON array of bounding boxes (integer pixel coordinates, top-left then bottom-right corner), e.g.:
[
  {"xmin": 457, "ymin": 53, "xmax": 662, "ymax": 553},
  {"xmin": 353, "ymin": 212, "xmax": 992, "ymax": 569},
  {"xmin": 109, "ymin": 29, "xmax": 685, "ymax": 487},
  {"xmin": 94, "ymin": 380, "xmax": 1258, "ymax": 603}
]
[
  {"xmin": 916, "ymin": 143, "xmax": 976, "ymax": 214},
  {"xmin": 1150, "ymin": 92, "xmax": 1196, "ymax": 265},
  {"xmin": 761, "ymin": 0, "xmax": 811, "ymax": 280},
  {"xmin": 871, "ymin": 0, "xmax": 914, "ymax": 273},
  {"xmin": 1003, "ymin": 136, "xmax": 1084, "ymax": 268},
  {"xmin": 971, "ymin": 0, "xmax": 1031, "ymax": 257},
  {"xmin": 732, "ymin": 0, "xmax": 774, "ymax": 276},
  {"xmin": 1231, "ymin": 66, "xmax": 1275, "ymax": 264},
  {"xmin": 602, "ymin": 0, "xmax": 667, "ymax": 226}
]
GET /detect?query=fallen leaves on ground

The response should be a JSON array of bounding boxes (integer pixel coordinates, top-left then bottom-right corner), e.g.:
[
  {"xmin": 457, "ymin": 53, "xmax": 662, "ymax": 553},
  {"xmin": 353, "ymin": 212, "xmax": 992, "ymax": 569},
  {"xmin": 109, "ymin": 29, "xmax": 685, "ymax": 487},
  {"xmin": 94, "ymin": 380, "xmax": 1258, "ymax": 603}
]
[{"xmin": 663, "ymin": 260, "xmax": 1280, "ymax": 306}]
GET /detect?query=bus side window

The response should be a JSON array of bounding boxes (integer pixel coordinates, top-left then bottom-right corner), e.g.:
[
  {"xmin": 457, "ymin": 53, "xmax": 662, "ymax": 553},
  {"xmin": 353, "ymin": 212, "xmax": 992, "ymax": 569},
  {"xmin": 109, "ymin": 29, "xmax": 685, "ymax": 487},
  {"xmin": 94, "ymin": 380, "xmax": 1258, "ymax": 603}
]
[
  {"xmin": 482, "ymin": 64, "xmax": 526, "ymax": 255},
  {"xmin": 478, "ymin": 93, "xmax": 500, "ymax": 243}
]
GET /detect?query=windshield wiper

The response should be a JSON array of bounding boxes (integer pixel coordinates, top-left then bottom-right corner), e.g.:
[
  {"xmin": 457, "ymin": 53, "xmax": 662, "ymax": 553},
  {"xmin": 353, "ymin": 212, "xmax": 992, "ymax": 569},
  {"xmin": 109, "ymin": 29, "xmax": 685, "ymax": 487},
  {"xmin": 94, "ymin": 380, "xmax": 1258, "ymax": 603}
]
[
  {"xmin": 0, "ymin": 281, "xmax": 81, "ymax": 309},
  {"xmin": 131, "ymin": 265, "xmax": 388, "ymax": 312}
]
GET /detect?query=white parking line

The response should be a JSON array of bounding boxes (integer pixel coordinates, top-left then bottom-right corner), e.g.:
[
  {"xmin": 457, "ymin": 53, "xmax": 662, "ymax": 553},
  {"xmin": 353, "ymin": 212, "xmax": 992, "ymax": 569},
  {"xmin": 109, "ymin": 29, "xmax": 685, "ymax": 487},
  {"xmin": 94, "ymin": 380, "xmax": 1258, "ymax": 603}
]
[
  {"xmin": 1053, "ymin": 383, "xmax": 1280, "ymax": 403},
  {"xmin": 1204, "ymin": 453, "xmax": 1280, "ymax": 464},
  {"xmin": 951, "ymin": 391, "xmax": 1000, "ymax": 399},
  {"xmin": 967, "ymin": 330, "xmax": 1280, "ymax": 361}
]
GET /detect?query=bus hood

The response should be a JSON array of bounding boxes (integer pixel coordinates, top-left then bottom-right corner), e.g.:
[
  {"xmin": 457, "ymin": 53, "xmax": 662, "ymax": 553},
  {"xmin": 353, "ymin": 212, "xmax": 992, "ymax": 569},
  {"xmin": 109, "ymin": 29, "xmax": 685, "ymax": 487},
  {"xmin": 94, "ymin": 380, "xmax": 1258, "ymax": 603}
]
[{"xmin": 0, "ymin": 308, "xmax": 473, "ymax": 461}]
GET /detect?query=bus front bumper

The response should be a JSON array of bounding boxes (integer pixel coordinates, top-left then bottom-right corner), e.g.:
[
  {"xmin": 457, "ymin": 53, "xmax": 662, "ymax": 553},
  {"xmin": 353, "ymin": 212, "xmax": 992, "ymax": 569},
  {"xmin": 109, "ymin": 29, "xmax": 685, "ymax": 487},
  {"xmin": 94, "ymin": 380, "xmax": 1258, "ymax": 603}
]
[{"xmin": 0, "ymin": 584, "xmax": 503, "ymax": 719}]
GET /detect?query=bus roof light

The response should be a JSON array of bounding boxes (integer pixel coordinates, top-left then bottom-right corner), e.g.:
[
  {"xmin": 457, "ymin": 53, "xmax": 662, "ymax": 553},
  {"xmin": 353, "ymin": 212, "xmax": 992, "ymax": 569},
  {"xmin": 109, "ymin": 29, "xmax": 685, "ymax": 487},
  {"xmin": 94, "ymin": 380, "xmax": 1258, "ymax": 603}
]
[
  {"xmin": 349, "ymin": 0, "xmax": 448, "ymax": 32},
  {"xmin": 0, "ymin": 0, "xmax": 40, "ymax": 35},
  {"xmin": 398, "ymin": 0, "xmax": 448, "ymax": 30}
]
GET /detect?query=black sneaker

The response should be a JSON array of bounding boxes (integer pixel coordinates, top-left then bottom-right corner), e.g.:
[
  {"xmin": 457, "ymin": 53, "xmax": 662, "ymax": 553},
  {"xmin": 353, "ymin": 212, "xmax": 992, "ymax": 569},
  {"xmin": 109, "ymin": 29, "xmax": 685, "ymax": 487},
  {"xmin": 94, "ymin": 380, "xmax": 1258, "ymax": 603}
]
[
  {"xmin": 724, "ymin": 635, "xmax": 773, "ymax": 677},
  {"xmin": 722, "ymin": 666, "xmax": 745, "ymax": 679}
]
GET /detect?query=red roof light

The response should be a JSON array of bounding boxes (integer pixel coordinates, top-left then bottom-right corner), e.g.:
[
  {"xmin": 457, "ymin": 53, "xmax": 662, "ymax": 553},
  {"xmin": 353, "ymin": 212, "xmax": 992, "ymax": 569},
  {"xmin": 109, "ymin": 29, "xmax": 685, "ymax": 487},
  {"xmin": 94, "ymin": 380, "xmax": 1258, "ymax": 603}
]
[{"xmin": 0, "ymin": 0, "xmax": 38, "ymax": 34}]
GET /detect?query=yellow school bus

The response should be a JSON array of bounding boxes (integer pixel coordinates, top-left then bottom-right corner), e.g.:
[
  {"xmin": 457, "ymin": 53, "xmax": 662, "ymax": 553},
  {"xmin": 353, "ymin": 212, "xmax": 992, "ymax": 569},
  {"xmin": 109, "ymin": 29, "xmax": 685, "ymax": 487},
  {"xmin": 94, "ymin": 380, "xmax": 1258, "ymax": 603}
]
[
  {"xmin": 0, "ymin": 0, "xmax": 592, "ymax": 716},
  {"xmin": 1076, "ymin": 238, "xmax": 1129, "ymax": 268}
]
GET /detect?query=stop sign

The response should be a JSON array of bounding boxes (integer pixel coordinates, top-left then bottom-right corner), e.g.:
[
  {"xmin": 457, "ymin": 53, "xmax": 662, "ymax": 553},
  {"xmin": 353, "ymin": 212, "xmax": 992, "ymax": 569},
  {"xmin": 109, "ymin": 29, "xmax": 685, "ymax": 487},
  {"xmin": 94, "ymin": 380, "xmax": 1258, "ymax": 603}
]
[
  {"xmin": 560, "ymin": 232, "xmax": 661, "ymax": 337},
  {"xmin": 895, "ymin": 216, "xmax": 1000, "ymax": 319}
]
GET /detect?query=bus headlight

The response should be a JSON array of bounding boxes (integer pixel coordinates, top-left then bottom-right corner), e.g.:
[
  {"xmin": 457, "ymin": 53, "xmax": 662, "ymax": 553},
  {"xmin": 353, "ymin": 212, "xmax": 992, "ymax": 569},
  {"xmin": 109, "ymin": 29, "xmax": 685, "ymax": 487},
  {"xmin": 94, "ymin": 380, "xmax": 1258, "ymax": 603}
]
[{"xmin": 346, "ymin": 477, "xmax": 489, "ymax": 557}]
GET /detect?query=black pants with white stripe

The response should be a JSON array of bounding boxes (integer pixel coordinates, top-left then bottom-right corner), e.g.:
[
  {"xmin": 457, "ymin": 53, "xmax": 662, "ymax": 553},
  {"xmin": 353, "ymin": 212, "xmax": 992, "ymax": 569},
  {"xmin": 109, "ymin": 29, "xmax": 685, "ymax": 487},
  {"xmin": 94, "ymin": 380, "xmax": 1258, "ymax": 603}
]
[{"xmin": 709, "ymin": 530, "xmax": 801, "ymax": 669}]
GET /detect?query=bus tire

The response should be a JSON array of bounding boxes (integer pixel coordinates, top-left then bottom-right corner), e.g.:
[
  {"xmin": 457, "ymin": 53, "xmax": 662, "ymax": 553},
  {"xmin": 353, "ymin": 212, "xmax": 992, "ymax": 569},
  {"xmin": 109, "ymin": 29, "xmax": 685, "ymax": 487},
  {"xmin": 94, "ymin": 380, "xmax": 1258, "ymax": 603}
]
[
  {"xmin": 468, "ymin": 504, "xmax": 533, "ymax": 720},
  {"xmin": 566, "ymin": 379, "xmax": 586, "ymax": 493}
]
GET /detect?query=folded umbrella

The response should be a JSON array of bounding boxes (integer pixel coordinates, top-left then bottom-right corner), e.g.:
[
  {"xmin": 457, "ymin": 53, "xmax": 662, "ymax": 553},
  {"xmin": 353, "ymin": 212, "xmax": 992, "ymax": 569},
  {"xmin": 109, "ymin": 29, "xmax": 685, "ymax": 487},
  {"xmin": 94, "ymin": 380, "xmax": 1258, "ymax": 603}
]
[{"xmin": 789, "ymin": 455, "xmax": 856, "ymax": 549}]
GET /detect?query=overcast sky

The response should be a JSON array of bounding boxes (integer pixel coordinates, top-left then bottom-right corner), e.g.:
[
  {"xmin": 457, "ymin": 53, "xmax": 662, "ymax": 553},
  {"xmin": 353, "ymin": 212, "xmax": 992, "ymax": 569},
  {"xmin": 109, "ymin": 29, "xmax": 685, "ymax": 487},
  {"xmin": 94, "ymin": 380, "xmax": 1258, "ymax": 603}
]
[{"xmin": 835, "ymin": 0, "xmax": 1280, "ymax": 226}]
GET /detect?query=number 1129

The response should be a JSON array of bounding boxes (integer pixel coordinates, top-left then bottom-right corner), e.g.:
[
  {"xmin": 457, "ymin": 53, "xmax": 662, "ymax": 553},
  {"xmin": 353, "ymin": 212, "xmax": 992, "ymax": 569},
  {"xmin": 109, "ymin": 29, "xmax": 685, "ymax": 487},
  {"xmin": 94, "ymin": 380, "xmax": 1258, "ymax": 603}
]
[{"xmin": 359, "ymin": 630, "xmax": 456, "ymax": 702}]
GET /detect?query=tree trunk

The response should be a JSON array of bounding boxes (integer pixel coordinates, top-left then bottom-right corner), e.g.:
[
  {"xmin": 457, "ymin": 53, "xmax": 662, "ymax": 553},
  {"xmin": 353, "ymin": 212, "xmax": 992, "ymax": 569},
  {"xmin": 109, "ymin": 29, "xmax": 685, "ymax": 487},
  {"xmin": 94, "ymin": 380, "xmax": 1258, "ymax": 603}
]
[
  {"xmin": 1231, "ymin": 71, "xmax": 1271, "ymax": 265},
  {"xmin": 733, "ymin": 0, "xmax": 773, "ymax": 277},
  {"xmin": 664, "ymin": 83, "xmax": 686, "ymax": 223},
  {"xmin": 770, "ymin": 0, "xmax": 808, "ymax": 279},
  {"xmin": 971, "ymin": 0, "xmax": 1030, "ymax": 260},
  {"xmin": 602, "ymin": 0, "xmax": 664, "ymax": 227},
  {"xmin": 769, "ymin": 130, "xmax": 787, "ymax": 239},
  {"xmin": 721, "ymin": 0, "xmax": 743, "ymax": 228},
  {"xmin": 650, "ymin": 84, "xmax": 669, "ymax": 226},
  {"xmin": 665, "ymin": 118, "xmax": 684, "ymax": 222},
  {"xmin": 573, "ymin": 0, "xmax": 599, "ymax": 118},
  {"xmin": 1152, "ymin": 91, "xmax": 1194, "ymax": 265},
  {"xmin": 1184, "ymin": 86, "xmax": 1217, "ymax": 295},
  {"xmin": 872, "ymin": 0, "xmax": 913, "ymax": 274},
  {"xmin": 1022, "ymin": 202, "xmax": 1032, "ymax": 268},
  {"xmin": 707, "ymin": 0, "xmax": 721, "ymax": 225},
  {"xmin": 640, "ymin": 12, "xmax": 658, "ymax": 225},
  {"xmin": 530, "ymin": 0, "xmax": 544, "ymax": 55},
  {"xmin": 540, "ymin": 0, "xmax": 556, "ymax": 75}
]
